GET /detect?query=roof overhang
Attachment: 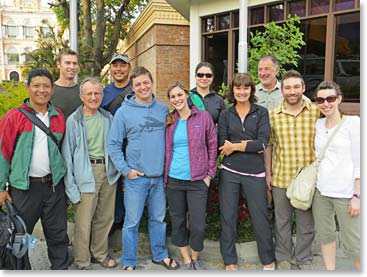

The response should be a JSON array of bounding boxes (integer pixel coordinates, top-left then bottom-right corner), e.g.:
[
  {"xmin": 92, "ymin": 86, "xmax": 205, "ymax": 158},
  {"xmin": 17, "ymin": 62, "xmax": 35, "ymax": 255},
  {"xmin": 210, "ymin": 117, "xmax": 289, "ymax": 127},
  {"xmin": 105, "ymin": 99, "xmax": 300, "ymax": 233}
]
[{"xmin": 165, "ymin": 0, "xmax": 190, "ymax": 19}]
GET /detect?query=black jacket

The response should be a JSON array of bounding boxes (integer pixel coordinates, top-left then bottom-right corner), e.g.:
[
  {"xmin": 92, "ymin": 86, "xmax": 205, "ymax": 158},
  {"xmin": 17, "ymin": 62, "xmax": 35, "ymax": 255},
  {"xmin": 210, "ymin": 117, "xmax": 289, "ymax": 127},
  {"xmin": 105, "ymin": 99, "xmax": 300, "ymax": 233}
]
[
  {"xmin": 189, "ymin": 88, "xmax": 226, "ymax": 124},
  {"xmin": 218, "ymin": 103, "xmax": 270, "ymax": 174}
]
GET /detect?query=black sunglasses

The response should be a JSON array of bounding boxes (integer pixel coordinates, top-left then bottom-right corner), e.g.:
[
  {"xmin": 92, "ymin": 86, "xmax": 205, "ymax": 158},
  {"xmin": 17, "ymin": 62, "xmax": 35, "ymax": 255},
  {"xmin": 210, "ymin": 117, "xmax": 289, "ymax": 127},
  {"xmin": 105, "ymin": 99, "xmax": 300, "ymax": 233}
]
[
  {"xmin": 196, "ymin": 73, "xmax": 213, "ymax": 78},
  {"xmin": 315, "ymin": 95, "xmax": 338, "ymax": 104}
]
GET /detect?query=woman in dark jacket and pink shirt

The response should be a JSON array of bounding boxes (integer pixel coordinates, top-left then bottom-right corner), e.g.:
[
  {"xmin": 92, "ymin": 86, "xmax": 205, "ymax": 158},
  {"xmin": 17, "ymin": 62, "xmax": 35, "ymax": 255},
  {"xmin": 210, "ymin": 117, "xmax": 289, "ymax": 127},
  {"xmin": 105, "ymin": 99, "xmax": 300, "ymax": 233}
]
[
  {"xmin": 164, "ymin": 81, "xmax": 217, "ymax": 270},
  {"xmin": 218, "ymin": 73, "xmax": 275, "ymax": 271}
]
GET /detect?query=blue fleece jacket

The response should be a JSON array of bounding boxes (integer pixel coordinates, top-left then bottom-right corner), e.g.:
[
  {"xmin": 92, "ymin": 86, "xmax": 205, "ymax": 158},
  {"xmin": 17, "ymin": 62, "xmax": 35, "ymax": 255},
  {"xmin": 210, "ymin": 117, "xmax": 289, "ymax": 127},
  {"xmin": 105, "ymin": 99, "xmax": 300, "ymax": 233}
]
[{"xmin": 108, "ymin": 94, "xmax": 168, "ymax": 177}]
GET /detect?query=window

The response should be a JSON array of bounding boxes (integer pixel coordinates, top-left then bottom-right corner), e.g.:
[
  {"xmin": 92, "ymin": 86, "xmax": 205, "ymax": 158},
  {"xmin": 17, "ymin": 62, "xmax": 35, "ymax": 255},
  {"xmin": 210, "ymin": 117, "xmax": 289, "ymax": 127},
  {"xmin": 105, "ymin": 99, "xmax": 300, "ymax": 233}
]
[
  {"xmin": 334, "ymin": 0, "xmax": 355, "ymax": 11},
  {"xmin": 296, "ymin": 17, "xmax": 327, "ymax": 98},
  {"xmin": 7, "ymin": 46, "xmax": 19, "ymax": 65},
  {"xmin": 309, "ymin": 0, "xmax": 329, "ymax": 15},
  {"xmin": 24, "ymin": 47, "xmax": 34, "ymax": 62},
  {"xmin": 269, "ymin": 3, "xmax": 284, "ymax": 22},
  {"xmin": 289, "ymin": 0, "xmax": 306, "ymax": 17},
  {"xmin": 333, "ymin": 13, "xmax": 359, "ymax": 102},
  {"xmin": 23, "ymin": 20, "xmax": 35, "ymax": 38},
  {"xmin": 5, "ymin": 19, "xmax": 17, "ymax": 38},
  {"xmin": 41, "ymin": 26, "xmax": 51, "ymax": 35},
  {"xmin": 23, "ymin": 1, "xmax": 34, "ymax": 8},
  {"xmin": 9, "ymin": 71, "xmax": 20, "ymax": 82},
  {"xmin": 250, "ymin": 7, "xmax": 264, "ymax": 25},
  {"xmin": 218, "ymin": 14, "xmax": 230, "ymax": 30}
]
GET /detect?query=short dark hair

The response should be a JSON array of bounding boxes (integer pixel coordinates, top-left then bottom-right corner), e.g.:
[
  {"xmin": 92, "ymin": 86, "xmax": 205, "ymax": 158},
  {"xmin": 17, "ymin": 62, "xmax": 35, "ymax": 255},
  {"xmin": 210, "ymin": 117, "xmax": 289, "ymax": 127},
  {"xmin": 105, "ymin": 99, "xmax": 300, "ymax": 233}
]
[
  {"xmin": 130, "ymin": 67, "xmax": 153, "ymax": 84},
  {"xmin": 57, "ymin": 48, "xmax": 78, "ymax": 62},
  {"xmin": 281, "ymin": 69, "xmax": 304, "ymax": 88},
  {"xmin": 195, "ymin": 62, "xmax": 215, "ymax": 76},
  {"xmin": 316, "ymin": 80, "xmax": 343, "ymax": 97},
  {"xmin": 227, "ymin": 73, "xmax": 256, "ymax": 104},
  {"xmin": 27, "ymin": 68, "xmax": 53, "ymax": 86}
]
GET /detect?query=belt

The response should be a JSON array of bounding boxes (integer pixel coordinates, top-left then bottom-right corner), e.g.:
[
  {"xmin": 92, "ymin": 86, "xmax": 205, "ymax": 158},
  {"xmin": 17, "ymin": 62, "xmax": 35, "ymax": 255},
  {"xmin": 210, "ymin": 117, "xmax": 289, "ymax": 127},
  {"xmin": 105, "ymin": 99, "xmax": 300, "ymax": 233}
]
[
  {"xmin": 90, "ymin": 158, "xmax": 105, "ymax": 164},
  {"xmin": 29, "ymin": 174, "xmax": 52, "ymax": 183}
]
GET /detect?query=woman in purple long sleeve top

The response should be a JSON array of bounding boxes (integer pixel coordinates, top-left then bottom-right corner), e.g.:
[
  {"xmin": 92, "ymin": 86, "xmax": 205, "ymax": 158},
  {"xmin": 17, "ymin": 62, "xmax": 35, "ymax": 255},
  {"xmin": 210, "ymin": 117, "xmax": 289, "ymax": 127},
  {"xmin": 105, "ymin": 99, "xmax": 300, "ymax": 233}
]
[{"xmin": 164, "ymin": 81, "xmax": 217, "ymax": 270}]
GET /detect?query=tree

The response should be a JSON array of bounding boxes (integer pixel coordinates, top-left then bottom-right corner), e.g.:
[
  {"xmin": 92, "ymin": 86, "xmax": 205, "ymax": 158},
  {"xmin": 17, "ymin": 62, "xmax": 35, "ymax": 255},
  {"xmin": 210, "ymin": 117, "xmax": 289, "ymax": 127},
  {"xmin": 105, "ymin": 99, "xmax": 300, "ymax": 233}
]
[
  {"xmin": 22, "ymin": 20, "xmax": 69, "ymax": 80},
  {"xmin": 247, "ymin": 15, "xmax": 306, "ymax": 83},
  {"xmin": 23, "ymin": 0, "xmax": 147, "ymax": 79}
]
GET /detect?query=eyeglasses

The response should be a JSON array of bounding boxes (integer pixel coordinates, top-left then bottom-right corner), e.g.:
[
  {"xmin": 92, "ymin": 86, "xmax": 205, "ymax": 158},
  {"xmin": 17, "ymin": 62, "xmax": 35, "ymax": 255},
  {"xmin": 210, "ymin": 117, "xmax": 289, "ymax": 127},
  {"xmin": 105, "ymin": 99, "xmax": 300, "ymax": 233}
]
[
  {"xmin": 82, "ymin": 92, "xmax": 102, "ymax": 98},
  {"xmin": 315, "ymin": 95, "xmax": 338, "ymax": 104},
  {"xmin": 196, "ymin": 73, "xmax": 213, "ymax": 78}
]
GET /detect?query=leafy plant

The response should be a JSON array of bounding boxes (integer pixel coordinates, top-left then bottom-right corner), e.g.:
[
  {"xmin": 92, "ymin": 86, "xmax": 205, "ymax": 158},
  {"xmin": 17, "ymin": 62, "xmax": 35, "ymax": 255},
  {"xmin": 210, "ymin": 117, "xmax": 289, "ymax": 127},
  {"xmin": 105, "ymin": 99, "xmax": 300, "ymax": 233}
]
[
  {"xmin": 0, "ymin": 81, "xmax": 28, "ymax": 119},
  {"xmin": 247, "ymin": 15, "xmax": 306, "ymax": 83}
]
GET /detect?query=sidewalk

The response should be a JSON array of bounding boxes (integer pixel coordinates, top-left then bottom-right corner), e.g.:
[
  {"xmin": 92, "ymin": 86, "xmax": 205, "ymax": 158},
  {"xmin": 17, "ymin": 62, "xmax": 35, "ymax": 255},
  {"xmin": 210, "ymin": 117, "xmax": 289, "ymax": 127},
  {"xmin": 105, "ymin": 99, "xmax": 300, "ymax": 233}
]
[{"xmin": 29, "ymin": 222, "xmax": 356, "ymax": 271}]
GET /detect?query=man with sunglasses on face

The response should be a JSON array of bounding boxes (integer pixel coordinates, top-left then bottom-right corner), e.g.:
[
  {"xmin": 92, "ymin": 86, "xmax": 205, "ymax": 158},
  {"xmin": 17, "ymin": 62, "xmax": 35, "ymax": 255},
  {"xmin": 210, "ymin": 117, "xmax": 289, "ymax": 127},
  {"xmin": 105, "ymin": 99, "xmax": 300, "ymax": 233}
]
[
  {"xmin": 101, "ymin": 53, "xmax": 133, "ymax": 236},
  {"xmin": 264, "ymin": 70, "xmax": 320, "ymax": 270}
]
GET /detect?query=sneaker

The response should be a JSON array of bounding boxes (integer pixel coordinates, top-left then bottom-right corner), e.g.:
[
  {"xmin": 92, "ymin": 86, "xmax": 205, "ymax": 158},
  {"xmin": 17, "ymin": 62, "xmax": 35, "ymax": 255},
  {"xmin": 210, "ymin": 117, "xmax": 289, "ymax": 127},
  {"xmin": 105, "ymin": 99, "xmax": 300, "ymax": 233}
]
[
  {"xmin": 263, "ymin": 263, "xmax": 275, "ymax": 270},
  {"xmin": 277, "ymin": 260, "xmax": 291, "ymax": 270},
  {"xmin": 192, "ymin": 257, "xmax": 206, "ymax": 270},
  {"xmin": 182, "ymin": 261, "xmax": 195, "ymax": 270}
]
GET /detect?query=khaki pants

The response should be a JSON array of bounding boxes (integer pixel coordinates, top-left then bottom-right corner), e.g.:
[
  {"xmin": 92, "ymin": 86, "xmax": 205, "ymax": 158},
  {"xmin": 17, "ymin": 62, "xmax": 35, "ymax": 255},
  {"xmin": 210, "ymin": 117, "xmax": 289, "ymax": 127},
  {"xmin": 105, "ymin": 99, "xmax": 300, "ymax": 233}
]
[
  {"xmin": 312, "ymin": 189, "xmax": 360, "ymax": 260},
  {"xmin": 73, "ymin": 164, "xmax": 116, "ymax": 267}
]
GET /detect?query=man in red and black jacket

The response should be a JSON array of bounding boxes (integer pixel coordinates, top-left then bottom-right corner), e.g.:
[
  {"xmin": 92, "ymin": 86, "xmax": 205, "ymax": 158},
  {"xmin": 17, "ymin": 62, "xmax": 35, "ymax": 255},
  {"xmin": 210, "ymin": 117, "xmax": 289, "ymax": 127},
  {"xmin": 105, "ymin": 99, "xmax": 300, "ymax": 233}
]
[{"xmin": 0, "ymin": 68, "xmax": 70, "ymax": 270}]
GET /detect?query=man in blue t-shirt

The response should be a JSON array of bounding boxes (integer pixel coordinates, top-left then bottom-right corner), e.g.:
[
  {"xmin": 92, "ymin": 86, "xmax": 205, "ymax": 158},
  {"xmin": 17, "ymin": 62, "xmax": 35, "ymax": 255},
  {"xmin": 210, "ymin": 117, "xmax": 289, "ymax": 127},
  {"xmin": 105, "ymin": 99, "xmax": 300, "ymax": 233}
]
[{"xmin": 102, "ymin": 53, "xmax": 133, "ymax": 236}]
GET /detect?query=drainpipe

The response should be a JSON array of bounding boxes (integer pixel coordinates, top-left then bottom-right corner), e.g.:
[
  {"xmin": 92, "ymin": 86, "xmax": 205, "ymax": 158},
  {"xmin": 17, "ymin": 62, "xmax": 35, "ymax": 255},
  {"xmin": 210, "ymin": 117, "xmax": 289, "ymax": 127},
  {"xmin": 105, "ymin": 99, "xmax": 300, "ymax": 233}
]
[
  {"xmin": 238, "ymin": 0, "xmax": 248, "ymax": 73},
  {"xmin": 70, "ymin": 0, "xmax": 78, "ymax": 81}
]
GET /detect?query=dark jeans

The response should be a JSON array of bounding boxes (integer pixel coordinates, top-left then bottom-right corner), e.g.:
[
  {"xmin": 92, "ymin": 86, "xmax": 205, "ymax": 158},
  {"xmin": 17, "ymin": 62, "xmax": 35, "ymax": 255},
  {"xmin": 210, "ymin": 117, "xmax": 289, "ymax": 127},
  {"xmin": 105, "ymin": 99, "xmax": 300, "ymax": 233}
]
[
  {"xmin": 114, "ymin": 176, "xmax": 125, "ymax": 224},
  {"xmin": 165, "ymin": 177, "xmax": 208, "ymax": 251},
  {"xmin": 219, "ymin": 169, "xmax": 275, "ymax": 266},
  {"xmin": 10, "ymin": 180, "xmax": 70, "ymax": 270}
]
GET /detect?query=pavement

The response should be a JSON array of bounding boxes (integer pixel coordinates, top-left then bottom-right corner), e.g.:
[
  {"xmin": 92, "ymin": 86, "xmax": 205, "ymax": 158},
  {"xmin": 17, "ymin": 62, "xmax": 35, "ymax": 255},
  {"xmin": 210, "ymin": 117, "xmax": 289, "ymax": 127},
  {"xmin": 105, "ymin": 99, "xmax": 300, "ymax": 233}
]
[{"xmin": 26, "ymin": 221, "xmax": 358, "ymax": 272}]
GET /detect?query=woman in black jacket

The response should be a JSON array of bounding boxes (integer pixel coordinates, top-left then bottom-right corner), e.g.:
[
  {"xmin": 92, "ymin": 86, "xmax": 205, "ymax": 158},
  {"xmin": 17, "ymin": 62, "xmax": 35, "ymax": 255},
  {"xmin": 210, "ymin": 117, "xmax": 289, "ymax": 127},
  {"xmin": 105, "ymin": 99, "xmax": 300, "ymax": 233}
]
[{"xmin": 218, "ymin": 73, "xmax": 275, "ymax": 271}]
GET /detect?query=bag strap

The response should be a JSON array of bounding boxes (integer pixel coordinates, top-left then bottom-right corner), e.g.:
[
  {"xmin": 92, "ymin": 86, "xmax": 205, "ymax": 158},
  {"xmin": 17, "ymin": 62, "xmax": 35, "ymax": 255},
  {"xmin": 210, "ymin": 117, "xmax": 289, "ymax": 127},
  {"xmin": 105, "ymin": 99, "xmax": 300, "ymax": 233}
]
[
  {"xmin": 189, "ymin": 91, "xmax": 206, "ymax": 110},
  {"xmin": 318, "ymin": 116, "xmax": 346, "ymax": 160},
  {"xmin": 18, "ymin": 107, "xmax": 60, "ymax": 148},
  {"xmin": 105, "ymin": 85, "xmax": 133, "ymax": 113}
]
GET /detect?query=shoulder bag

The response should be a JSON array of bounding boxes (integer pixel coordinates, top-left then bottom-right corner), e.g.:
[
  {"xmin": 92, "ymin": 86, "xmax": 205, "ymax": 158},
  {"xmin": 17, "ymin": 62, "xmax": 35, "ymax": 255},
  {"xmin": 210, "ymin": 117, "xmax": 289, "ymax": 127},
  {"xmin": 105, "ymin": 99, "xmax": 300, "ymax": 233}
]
[{"xmin": 286, "ymin": 117, "xmax": 346, "ymax": 210}]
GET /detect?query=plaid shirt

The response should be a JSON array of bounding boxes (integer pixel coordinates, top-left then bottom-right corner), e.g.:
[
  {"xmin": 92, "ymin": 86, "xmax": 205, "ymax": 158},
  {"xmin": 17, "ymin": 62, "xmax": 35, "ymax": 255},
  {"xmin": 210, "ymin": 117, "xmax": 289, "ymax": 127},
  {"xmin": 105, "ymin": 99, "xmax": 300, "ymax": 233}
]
[{"xmin": 269, "ymin": 100, "xmax": 320, "ymax": 188}]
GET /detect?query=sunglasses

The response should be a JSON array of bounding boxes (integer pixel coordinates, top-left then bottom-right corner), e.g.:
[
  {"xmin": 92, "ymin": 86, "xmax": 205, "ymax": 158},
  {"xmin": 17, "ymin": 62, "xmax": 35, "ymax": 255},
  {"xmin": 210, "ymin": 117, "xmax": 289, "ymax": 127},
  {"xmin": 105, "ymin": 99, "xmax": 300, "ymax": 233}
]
[
  {"xmin": 315, "ymin": 95, "xmax": 338, "ymax": 104},
  {"xmin": 196, "ymin": 73, "xmax": 213, "ymax": 78}
]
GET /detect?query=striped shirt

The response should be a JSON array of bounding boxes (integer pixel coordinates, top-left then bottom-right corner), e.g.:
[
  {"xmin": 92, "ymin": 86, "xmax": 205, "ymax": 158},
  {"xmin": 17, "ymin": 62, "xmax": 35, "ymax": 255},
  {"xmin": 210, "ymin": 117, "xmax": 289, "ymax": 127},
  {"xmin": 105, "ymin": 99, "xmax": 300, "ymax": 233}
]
[{"xmin": 269, "ymin": 100, "xmax": 320, "ymax": 188}]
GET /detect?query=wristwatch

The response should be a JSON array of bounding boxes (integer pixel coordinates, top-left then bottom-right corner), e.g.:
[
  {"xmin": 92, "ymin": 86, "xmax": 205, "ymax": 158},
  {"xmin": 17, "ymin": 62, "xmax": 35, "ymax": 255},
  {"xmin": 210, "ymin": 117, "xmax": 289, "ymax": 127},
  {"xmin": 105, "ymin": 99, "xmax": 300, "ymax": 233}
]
[{"xmin": 352, "ymin": 193, "xmax": 360, "ymax": 199}]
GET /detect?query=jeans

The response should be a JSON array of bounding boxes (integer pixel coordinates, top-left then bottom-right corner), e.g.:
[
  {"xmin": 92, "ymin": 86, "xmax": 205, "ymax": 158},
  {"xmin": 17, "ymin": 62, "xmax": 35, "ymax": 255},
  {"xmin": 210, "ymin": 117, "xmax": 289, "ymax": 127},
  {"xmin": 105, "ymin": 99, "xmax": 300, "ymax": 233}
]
[
  {"xmin": 114, "ymin": 177, "xmax": 125, "ymax": 224},
  {"xmin": 121, "ymin": 175, "xmax": 168, "ymax": 266}
]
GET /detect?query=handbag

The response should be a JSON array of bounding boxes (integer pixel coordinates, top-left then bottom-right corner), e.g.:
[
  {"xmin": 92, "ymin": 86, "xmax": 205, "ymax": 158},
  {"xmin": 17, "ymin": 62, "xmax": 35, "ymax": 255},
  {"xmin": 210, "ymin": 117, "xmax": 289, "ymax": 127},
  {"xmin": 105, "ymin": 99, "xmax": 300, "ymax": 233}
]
[{"xmin": 286, "ymin": 117, "xmax": 346, "ymax": 210}]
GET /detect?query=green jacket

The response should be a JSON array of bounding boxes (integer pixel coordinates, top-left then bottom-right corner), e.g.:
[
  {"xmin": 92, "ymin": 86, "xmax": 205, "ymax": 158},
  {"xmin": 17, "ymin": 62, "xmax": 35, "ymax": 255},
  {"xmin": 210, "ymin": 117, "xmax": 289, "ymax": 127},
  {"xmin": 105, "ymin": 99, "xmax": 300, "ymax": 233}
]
[{"xmin": 0, "ymin": 100, "xmax": 66, "ymax": 191}]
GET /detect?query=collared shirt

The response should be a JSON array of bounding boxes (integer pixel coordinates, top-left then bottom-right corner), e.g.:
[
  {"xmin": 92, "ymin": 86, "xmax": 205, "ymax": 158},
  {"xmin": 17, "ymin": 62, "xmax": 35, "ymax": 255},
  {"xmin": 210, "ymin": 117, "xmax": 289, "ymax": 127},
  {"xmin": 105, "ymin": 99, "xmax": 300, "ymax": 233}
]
[
  {"xmin": 269, "ymin": 100, "xmax": 320, "ymax": 188},
  {"xmin": 255, "ymin": 81, "xmax": 283, "ymax": 111}
]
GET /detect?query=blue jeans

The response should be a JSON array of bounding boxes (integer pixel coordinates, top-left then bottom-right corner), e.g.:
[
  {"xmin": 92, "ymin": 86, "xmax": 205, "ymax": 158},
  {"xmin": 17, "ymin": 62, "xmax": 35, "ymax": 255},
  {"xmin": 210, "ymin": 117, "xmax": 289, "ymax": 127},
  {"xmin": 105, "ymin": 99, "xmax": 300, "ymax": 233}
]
[
  {"xmin": 114, "ymin": 177, "xmax": 125, "ymax": 224},
  {"xmin": 121, "ymin": 175, "xmax": 168, "ymax": 266}
]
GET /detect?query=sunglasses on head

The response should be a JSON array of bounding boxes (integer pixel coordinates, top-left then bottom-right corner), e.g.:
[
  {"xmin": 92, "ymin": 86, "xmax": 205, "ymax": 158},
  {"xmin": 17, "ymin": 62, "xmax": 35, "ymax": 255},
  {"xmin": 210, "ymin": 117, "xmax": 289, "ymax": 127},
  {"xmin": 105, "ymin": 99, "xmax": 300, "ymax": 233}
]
[
  {"xmin": 196, "ymin": 73, "xmax": 213, "ymax": 78},
  {"xmin": 315, "ymin": 95, "xmax": 338, "ymax": 104}
]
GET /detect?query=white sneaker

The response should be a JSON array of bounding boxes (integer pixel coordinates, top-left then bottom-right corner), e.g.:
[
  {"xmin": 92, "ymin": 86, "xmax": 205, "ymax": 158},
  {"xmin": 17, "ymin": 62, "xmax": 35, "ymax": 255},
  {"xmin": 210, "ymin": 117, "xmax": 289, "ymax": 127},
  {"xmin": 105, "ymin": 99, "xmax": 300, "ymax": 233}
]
[{"xmin": 263, "ymin": 264, "xmax": 275, "ymax": 270}]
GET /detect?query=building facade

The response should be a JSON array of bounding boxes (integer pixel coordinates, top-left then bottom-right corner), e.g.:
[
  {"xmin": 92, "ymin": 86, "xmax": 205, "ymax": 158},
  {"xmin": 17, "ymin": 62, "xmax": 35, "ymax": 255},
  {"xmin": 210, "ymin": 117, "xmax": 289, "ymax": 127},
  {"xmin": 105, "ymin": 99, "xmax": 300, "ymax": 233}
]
[
  {"xmin": 166, "ymin": 0, "xmax": 360, "ymax": 114},
  {"xmin": 120, "ymin": 0, "xmax": 190, "ymax": 105},
  {"xmin": 0, "ymin": 0, "xmax": 57, "ymax": 82}
]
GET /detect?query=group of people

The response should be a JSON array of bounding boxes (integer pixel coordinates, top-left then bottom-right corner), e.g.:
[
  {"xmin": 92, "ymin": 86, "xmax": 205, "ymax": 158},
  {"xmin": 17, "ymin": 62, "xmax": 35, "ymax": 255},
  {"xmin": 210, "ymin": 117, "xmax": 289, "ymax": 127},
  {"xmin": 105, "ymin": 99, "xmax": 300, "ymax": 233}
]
[{"xmin": 0, "ymin": 50, "xmax": 360, "ymax": 271}]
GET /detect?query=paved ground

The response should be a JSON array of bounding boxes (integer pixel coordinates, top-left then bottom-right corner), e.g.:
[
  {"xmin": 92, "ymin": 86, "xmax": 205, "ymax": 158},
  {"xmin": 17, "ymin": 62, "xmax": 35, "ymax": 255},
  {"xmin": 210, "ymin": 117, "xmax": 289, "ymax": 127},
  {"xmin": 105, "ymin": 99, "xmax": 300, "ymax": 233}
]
[{"xmin": 26, "ymin": 222, "xmax": 358, "ymax": 271}]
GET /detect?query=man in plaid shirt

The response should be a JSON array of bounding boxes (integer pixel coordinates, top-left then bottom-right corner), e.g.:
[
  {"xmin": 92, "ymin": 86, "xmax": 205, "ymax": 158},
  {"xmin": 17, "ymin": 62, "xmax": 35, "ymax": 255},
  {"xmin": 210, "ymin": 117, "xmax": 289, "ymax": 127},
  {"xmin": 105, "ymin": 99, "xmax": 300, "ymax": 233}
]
[{"xmin": 264, "ymin": 70, "xmax": 320, "ymax": 270}]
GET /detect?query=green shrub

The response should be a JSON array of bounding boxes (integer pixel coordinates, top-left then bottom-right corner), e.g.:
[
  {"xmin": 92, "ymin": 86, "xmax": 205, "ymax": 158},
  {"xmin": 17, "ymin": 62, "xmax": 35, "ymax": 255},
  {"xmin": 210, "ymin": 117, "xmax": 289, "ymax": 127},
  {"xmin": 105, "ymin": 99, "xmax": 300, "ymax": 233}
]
[{"xmin": 0, "ymin": 81, "xmax": 28, "ymax": 119}]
